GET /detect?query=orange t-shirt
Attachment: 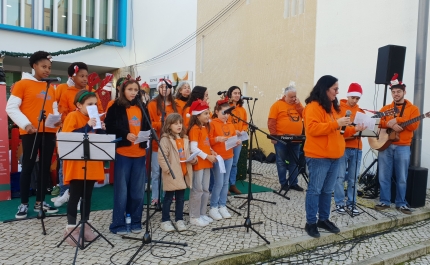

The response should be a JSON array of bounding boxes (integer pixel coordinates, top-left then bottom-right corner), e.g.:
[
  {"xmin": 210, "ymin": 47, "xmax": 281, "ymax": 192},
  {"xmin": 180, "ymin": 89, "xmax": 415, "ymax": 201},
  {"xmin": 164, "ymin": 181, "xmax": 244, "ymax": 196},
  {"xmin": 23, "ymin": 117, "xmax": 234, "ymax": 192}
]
[
  {"xmin": 147, "ymin": 100, "xmax": 176, "ymax": 152},
  {"xmin": 175, "ymin": 138, "xmax": 187, "ymax": 175},
  {"xmin": 228, "ymin": 104, "xmax": 248, "ymax": 132},
  {"xmin": 55, "ymin": 83, "xmax": 69, "ymax": 103},
  {"xmin": 175, "ymin": 98, "xmax": 186, "ymax": 117},
  {"xmin": 58, "ymin": 87, "xmax": 104, "ymax": 122},
  {"xmin": 182, "ymin": 106, "xmax": 191, "ymax": 129},
  {"xmin": 116, "ymin": 105, "xmax": 146, "ymax": 157},
  {"xmin": 189, "ymin": 125, "xmax": 213, "ymax": 170},
  {"xmin": 11, "ymin": 79, "xmax": 58, "ymax": 135},
  {"xmin": 209, "ymin": 118, "xmax": 235, "ymax": 159},
  {"xmin": 268, "ymin": 99, "xmax": 303, "ymax": 135},
  {"xmin": 61, "ymin": 110, "xmax": 105, "ymax": 185},
  {"xmin": 339, "ymin": 99, "xmax": 363, "ymax": 150}
]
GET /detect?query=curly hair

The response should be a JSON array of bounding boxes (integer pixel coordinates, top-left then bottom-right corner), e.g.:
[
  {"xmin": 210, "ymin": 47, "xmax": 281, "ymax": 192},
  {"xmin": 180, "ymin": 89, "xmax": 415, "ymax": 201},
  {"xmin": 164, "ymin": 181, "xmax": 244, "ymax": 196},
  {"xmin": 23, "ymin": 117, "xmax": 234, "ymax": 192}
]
[
  {"xmin": 226, "ymin": 86, "xmax": 244, "ymax": 107},
  {"xmin": 29, "ymin": 51, "xmax": 51, "ymax": 68},
  {"xmin": 305, "ymin": 75, "xmax": 340, "ymax": 114},
  {"xmin": 67, "ymin": 62, "xmax": 89, "ymax": 77}
]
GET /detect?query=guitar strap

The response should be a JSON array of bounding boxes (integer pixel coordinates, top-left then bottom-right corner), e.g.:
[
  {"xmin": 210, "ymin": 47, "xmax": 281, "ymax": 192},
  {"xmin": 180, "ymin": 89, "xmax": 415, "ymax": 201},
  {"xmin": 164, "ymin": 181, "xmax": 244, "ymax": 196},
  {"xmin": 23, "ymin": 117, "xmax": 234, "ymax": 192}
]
[{"xmin": 394, "ymin": 103, "xmax": 406, "ymax": 118}]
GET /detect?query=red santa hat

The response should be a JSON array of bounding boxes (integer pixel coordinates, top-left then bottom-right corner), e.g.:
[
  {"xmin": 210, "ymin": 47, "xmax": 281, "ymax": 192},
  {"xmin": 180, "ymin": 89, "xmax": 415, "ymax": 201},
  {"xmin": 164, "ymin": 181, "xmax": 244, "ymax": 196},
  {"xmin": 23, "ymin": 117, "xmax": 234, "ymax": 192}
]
[
  {"xmin": 157, "ymin": 78, "xmax": 172, "ymax": 90},
  {"xmin": 187, "ymin": 99, "xmax": 209, "ymax": 117},
  {"xmin": 389, "ymin": 73, "xmax": 406, "ymax": 90},
  {"xmin": 346, "ymin": 83, "xmax": 363, "ymax": 97}
]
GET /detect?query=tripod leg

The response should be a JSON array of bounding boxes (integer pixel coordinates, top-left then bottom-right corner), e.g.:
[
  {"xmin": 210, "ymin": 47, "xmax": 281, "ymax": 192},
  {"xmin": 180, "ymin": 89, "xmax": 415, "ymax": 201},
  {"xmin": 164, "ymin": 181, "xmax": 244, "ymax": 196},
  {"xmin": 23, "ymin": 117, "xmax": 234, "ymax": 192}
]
[
  {"xmin": 226, "ymin": 205, "xmax": 242, "ymax": 216},
  {"xmin": 40, "ymin": 218, "xmax": 46, "ymax": 235},
  {"xmin": 249, "ymin": 226, "xmax": 270, "ymax": 244},
  {"xmin": 86, "ymin": 222, "xmax": 114, "ymax": 247},
  {"xmin": 126, "ymin": 244, "xmax": 146, "ymax": 265}
]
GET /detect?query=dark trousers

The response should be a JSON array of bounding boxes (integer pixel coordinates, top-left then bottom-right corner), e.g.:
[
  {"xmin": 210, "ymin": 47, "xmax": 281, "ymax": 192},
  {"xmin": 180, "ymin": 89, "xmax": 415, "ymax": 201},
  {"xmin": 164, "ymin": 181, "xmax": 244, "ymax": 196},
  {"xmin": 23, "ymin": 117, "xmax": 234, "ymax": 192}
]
[
  {"xmin": 67, "ymin": 180, "xmax": 96, "ymax": 225},
  {"xmin": 20, "ymin": 133, "xmax": 56, "ymax": 204},
  {"xmin": 162, "ymin": 189, "xmax": 185, "ymax": 222}
]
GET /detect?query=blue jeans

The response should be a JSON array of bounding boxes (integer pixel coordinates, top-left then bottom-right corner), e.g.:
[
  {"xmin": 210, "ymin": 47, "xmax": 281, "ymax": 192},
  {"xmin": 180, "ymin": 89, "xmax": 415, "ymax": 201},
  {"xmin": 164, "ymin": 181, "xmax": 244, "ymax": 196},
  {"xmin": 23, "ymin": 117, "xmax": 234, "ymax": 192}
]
[
  {"xmin": 229, "ymin": 144, "xmax": 242, "ymax": 186},
  {"xmin": 274, "ymin": 142, "xmax": 300, "ymax": 187},
  {"xmin": 162, "ymin": 189, "xmax": 185, "ymax": 222},
  {"xmin": 209, "ymin": 170, "xmax": 215, "ymax": 192},
  {"xmin": 109, "ymin": 153, "xmax": 146, "ymax": 233},
  {"xmin": 305, "ymin": 157, "xmax": 340, "ymax": 224},
  {"xmin": 210, "ymin": 158, "xmax": 233, "ymax": 208},
  {"xmin": 378, "ymin": 145, "xmax": 410, "ymax": 207},
  {"xmin": 334, "ymin": 148, "xmax": 362, "ymax": 206},
  {"xmin": 58, "ymin": 160, "xmax": 69, "ymax": 196},
  {"xmin": 151, "ymin": 151, "xmax": 161, "ymax": 201}
]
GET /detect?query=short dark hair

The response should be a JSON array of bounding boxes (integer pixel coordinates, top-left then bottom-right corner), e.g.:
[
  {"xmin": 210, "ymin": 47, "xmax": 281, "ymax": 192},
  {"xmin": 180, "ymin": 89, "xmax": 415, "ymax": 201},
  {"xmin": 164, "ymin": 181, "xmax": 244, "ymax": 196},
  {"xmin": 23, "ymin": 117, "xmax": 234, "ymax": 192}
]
[
  {"xmin": 68, "ymin": 62, "xmax": 89, "ymax": 77},
  {"xmin": 29, "ymin": 51, "xmax": 51, "ymax": 68},
  {"xmin": 305, "ymin": 75, "xmax": 340, "ymax": 114}
]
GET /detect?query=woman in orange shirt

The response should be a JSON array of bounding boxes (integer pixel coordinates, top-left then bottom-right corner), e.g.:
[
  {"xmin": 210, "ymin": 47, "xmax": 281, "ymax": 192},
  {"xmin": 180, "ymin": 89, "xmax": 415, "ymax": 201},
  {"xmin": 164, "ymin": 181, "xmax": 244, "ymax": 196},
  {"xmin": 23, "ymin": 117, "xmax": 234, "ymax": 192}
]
[
  {"xmin": 208, "ymin": 98, "xmax": 241, "ymax": 221},
  {"xmin": 147, "ymin": 79, "xmax": 179, "ymax": 205},
  {"xmin": 6, "ymin": 51, "xmax": 60, "ymax": 219},
  {"xmin": 226, "ymin": 86, "xmax": 248, "ymax": 195},
  {"xmin": 105, "ymin": 76, "xmax": 151, "ymax": 235},
  {"xmin": 61, "ymin": 90, "xmax": 106, "ymax": 246},
  {"xmin": 174, "ymin": 81, "xmax": 191, "ymax": 112},
  {"xmin": 303, "ymin": 75, "xmax": 363, "ymax": 238},
  {"xmin": 182, "ymin": 86, "xmax": 209, "ymax": 129}
]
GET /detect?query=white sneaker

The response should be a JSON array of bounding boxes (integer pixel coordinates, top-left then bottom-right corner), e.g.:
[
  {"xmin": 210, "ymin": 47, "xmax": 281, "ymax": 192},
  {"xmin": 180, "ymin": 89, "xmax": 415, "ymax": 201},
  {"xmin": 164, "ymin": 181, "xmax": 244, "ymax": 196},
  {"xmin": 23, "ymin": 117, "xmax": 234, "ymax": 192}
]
[
  {"xmin": 219, "ymin": 207, "xmax": 232, "ymax": 219},
  {"xmin": 201, "ymin": 215, "xmax": 214, "ymax": 223},
  {"xmin": 189, "ymin": 217, "xmax": 209, "ymax": 227},
  {"xmin": 208, "ymin": 208, "xmax": 223, "ymax": 221},
  {"xmin": 160, "ymin": 221, "xmax": 176, "ymax": 232},
  {"xmin": 175, "ymin": 220, "xmax": 187, "ymax": 231},
  {"xmin": 54, "ymin": 189, "xmax": 69, "ymax": 207},
  {"xmin": 51, "ymin": 196, "xmax": 59, "ymax": 203}
]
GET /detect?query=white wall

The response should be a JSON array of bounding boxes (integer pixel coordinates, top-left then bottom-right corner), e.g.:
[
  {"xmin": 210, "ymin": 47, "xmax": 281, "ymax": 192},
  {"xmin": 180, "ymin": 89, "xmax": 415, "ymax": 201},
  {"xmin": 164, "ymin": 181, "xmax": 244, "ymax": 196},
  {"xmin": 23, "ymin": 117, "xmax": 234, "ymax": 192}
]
[
  {"xmin": 314, "ymin": 0, "xmax": 430, "ymax": 186},
  {"xmin": 0, "ymin": 0, "xmax": 197, "ymax": 82}
]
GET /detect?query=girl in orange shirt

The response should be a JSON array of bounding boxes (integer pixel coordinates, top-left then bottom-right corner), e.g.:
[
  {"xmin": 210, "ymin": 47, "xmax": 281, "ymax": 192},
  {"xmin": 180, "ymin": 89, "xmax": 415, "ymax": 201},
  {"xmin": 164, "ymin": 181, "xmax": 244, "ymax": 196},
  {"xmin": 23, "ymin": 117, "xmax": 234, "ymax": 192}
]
[
  {"xmin": 147, "ymin": 79, "xmax": 179, "ymax": 205},
  {"xmin": 208, "ymin": 98, "xmax": 241, "ymax": 221},
  {"xmin": 226, "ymin": 86, "xmax": 248, "ymax": 194},
  {"xmin": 183, "ymin": 86, "xmax": 209, "ymax": 129},
  {"xmin": 105, "ymin": 76, "xmax": 151, "ymax": 235},
  {"xmin": 6, "ymin": 51, "xmax": 60, "ymax": 219},
  {"xmin": 62, "ymin": 90, "xmax": 106, "ymax": 246},
  {"xmin": 174, "ymin": 81, "xmax": 191, "ymax": 112},
  {"xmin": 187, "ymin": 99, "xmax": 217, "ymax": 227}
]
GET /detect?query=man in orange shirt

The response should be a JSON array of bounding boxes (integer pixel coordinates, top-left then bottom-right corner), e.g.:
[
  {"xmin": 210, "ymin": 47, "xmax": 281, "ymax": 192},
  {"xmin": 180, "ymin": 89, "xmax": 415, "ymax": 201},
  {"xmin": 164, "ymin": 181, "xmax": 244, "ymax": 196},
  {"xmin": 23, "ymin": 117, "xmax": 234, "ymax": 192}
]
[
  {"xmin": 374, "ymin": 75, "xmax": 419, "ymax": 215},
  {"xmin": 334, "ymin": 83, "xmax": 364, "ymax": 216},
  {"xmin": 268, "ymin": 84, "xmax": 304, "ymax": 191}
]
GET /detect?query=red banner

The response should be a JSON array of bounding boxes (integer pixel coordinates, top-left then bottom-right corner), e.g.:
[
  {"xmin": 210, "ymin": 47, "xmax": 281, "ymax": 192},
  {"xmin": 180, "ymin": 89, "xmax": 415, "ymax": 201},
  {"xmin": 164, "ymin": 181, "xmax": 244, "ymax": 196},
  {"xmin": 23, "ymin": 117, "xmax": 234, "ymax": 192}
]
[{"xmin": 0, "ymin": 84, "xmax": 11, "ymax": 201}]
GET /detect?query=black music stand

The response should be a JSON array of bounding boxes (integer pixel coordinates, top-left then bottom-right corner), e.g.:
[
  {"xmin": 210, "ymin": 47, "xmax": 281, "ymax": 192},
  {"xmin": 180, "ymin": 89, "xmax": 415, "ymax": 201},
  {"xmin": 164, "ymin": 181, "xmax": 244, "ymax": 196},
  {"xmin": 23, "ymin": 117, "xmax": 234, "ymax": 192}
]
[
  {"xmin": 244, "ymin": 97, "xmax": 262, "ymax": 176},
  {"xmin": 213, "ymin": 111, "xmax": 280, "ymax": 244},
  {"xmin": 56, "ymin": 132, "xmax": 115, "ymax": 265},
  {"xmin": 270, "ymin": 135, "xmax": 309, "ymax": 200}
]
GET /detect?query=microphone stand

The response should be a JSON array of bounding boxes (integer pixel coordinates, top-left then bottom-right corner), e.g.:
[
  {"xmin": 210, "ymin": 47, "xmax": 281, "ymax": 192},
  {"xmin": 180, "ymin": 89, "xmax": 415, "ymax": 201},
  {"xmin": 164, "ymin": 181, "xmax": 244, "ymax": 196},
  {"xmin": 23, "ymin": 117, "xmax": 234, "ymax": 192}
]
[
  {"xmin": 3, "ymin": 80, "xmax": 65, "ymax": 232},
  {"xmin": 123, "ymin": 96, "xmax": 186, "ymax": 265},
  {"xmin": 244, "ymin": 98, "xmax": 262, "ymax": 176},
  {"xmin": 213, "ymin": 112, "xmax": 281, "ymax": 245}
]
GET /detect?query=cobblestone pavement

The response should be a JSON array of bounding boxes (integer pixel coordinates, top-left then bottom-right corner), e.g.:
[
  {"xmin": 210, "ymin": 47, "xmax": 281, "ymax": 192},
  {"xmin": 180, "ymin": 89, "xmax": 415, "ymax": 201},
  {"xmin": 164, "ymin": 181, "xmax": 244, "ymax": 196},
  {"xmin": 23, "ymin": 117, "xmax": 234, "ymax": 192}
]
[
  {"xmin": 407, "ymin": 254, "xmax": 430, "ymax": 265},
  {"xmin": 0, "ymin": 161, "xmax": 428, "ymax": 265}
]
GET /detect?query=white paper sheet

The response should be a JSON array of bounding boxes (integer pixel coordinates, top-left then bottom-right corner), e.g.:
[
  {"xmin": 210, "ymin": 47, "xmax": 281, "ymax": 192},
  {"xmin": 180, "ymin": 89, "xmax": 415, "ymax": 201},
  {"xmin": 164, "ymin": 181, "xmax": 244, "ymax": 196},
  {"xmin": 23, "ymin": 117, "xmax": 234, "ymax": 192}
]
[
  {"xmin": 354, "ymin": 112, "xmax": 376, "ymax": 131},
  {"xmin": 45, "ymin": 114, "xmax": 61, "ymax": 128},
  {"xmin": 181, "ymin": 150, "xmax": 201, "ymax": 163},
  {"xmin": 86, "ymin": 105, "xmax": 102, "ymax": 129},
  {"xmin": 134, "ymin": 130, "xmax": 151, "ymax": 144},
  {"xmin": 216, "ymin": 155, "xmax": 226, "ymax": 173},
  {"xmin": 239, "ymin": 131, "xmax": 249, "ymax": 141},
  {"xmin": 225, "ymin": 135, "xmax": 238, "ymax": 150}
]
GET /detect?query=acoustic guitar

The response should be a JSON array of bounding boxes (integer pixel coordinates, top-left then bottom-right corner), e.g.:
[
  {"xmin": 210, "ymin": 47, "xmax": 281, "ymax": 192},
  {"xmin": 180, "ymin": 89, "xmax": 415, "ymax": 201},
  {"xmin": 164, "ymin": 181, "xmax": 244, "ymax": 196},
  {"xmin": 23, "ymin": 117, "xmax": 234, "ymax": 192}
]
[
  {"xmin": 344, "ymin": 108, "xmax": 398, "ymax": 140},
  {"xmin": 368, "ymin": 111, "xmax": 430, "ymax": 151}
]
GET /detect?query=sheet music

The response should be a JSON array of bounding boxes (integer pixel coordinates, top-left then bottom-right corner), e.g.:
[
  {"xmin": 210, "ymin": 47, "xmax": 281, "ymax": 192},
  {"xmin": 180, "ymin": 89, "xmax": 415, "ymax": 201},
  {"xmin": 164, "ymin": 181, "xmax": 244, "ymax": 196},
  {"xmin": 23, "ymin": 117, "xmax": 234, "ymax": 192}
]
[
  {"xmin": 134, "ymin": 130, "xmax": 151, "ymax": 144},
  {"xmin": 45, "ymin": 114, "xmax": 61, "ymax": 128},
  {"xmin": 354, "ymin": 112, "xmax": 376, "ymax": 131},
  {"xmin": 225, "ymin": 135, "xmax": 238, "ymax": 150},
  {"xmin": 238, "ymin": 131, "xmax": 249, "ymax": 141},
  {"xmin": 86, "ymin": 105, "xmax": 102, "ymax": 129},
  {"xmin": 216, "ymin": 155, "xmax": 226, "ymax": 173},
  {"xmin": 181, "ymin": 150, "xmax": 201, "ymax": 163}
]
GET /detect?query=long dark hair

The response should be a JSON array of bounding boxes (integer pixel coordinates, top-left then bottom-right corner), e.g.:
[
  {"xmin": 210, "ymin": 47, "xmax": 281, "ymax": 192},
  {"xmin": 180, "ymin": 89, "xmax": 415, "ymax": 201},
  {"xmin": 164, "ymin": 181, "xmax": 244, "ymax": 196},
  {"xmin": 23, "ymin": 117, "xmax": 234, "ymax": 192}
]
[
  {"xmin": 184, "ymin": 86, "xmax": 207, "ymax": 108},
  {"xmin": 212, "ymin": 102, "xmax": 230, "ymax": 119},
  {"xmin": 153, "ymin": 86, "xmax": 178, "ymax": 115},
  {"xmin": 305, "ymin": 75, "xmax": 340, "ymax": 113},
  {"xmin": 227, "ymin": 86, "xmax": 244, "ymax": 107},
  {"xmin": 117, "ymin": 80, "xmax": 141, "ymax": 108}
]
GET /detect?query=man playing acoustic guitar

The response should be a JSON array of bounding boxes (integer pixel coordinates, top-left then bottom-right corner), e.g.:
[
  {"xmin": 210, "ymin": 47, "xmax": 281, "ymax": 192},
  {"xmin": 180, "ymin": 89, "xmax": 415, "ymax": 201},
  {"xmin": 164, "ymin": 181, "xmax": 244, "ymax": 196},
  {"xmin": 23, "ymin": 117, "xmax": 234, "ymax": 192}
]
[{"xmin": 374, "ymin": 74, "xmax": 419, "ymax": 215}]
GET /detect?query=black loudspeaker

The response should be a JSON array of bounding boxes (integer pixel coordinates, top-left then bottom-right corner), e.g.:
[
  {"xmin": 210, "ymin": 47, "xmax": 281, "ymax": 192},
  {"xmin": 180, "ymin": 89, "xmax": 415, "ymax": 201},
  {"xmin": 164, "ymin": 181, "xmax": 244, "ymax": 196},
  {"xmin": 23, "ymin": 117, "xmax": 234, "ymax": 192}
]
[
  {"xmin": 406, "ymin": 166, "xmax": 428, "ymax": 208},
  {"xmin": 375, "ymin": 45, "xmax": 406, "ymax": 84}
]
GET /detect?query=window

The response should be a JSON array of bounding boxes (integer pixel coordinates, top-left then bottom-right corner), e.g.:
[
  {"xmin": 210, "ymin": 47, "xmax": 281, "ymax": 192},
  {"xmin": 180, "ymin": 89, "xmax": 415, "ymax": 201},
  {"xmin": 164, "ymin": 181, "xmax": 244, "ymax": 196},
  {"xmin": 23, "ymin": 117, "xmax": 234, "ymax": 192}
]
[
  {"xmin": 56, "ymin": 0, "xmax": 67, "ymax": 34},
  {"xmin": 71, "ymin": 0, "xmax": 81, "ymax": 35},
  {"xmin": 43, "ymin": 0, "xmax": 53, "ymax": 31},
  {"xmin": 85, "ymin": 0, "xmax": 94, "ymax": 38},
  {"xmin": 5, "ymin": 0, "xmax": 20, "ymax": 26}
]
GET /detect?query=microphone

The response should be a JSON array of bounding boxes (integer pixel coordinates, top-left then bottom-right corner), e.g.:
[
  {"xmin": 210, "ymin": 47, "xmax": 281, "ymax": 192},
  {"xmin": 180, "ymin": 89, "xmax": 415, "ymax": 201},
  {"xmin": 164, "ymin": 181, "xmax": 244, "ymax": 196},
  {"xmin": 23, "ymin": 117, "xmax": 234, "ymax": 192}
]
[
  {"xmin": 41, "ymin": 77, "xmax": 61, "ymax": 83},
  {"xmin": 340, "ymin": 110, "xmax": 352, "ymax": 135},
  {"xmin": 241, "ymin": 96, "xmax": 253, "ymax": 100},
  {"xmin": 163, "ymin": 78, "xmax": 172, "ymax": 89},
  {"xmin": 217, "ymin": 91, "xmax": 227, "ymax": 95},
  {"xmin": 222, "ymin": 106, "xmax": 235, "ymax": 115}
]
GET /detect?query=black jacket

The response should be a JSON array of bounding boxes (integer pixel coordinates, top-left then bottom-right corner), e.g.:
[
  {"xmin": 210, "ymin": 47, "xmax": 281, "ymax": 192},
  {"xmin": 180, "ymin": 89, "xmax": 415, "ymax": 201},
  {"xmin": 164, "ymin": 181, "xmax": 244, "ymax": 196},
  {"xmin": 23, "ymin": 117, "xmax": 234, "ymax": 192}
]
[{"xmin": 105, "ymin": 100, "xmax": 151, "ymax": 149}]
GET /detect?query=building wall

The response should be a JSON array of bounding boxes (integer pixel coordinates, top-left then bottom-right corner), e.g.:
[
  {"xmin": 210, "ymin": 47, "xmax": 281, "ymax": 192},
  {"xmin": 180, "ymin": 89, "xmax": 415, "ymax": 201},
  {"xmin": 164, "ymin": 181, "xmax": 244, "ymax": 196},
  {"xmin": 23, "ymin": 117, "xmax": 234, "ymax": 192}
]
[
  {"xmin": 314, "ymin": 0, "xmax": 430, "ymax": 186},
  {"xmin": 195, "ymin": 0, "xmax": 317, "ymax": 154}
]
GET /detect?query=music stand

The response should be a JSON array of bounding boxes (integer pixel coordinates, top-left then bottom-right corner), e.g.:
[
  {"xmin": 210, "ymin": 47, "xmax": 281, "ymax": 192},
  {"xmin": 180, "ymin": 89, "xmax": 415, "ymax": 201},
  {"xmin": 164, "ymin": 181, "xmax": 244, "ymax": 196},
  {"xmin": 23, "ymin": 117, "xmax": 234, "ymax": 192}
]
[
  {"xmin": 56, "ymin": 132, "xmax": 115, "ymax": 265},
  {"xmin": 244, "ymin": 97, "xmax": 262, "ymax": 176}
]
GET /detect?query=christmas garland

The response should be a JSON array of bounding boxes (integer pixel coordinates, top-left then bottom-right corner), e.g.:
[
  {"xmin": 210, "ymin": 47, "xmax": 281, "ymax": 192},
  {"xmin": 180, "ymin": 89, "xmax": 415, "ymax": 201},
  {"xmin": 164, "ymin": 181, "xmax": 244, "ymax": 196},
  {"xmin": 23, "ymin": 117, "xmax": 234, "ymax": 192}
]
[{"xmin": 0, "ymin": 39, "xmax": 120, "ymax": 58}]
